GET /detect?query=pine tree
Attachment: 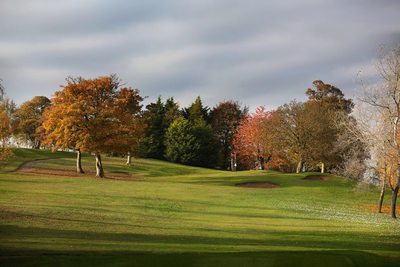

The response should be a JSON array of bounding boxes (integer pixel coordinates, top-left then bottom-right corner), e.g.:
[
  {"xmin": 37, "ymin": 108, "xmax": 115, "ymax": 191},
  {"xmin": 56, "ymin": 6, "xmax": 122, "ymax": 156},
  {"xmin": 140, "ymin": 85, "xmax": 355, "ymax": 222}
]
[{"xmin": 139, "ymin": 97, "xmax": 180, "ymax": 159}]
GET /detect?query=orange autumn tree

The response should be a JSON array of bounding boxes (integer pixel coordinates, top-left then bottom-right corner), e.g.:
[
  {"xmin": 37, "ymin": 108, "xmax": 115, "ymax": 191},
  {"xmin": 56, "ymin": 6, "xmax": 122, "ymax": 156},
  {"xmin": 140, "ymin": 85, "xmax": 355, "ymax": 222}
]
[
  {"xmin": 41, "ymin": 102, "xmax": 87, "ymax": 172},
  {"xmin": 0, "ymin": 104, "xmax": 12, "ymax": 160},
  {"xmin": 232, "ymin": 106, "xmax": 273, "ymax": 170},
  {"xmin": 111, "ymin": 88, "xmax": 144, "ymax": 165},
  {"xmin": 0, "ymin": 82, "xmax": 14, "ymax": 160},
  {"xmin": 42, "ymin": 75, "xmax": 143, "ymax": 177}
]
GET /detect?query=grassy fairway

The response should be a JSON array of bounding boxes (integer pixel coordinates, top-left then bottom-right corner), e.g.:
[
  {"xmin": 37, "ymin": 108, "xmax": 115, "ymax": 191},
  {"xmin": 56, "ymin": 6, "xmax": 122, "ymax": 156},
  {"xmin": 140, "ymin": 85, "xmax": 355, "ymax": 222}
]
[{"xmin": 0, "ymin": 149, "xmax": 399, "ymax": 266}]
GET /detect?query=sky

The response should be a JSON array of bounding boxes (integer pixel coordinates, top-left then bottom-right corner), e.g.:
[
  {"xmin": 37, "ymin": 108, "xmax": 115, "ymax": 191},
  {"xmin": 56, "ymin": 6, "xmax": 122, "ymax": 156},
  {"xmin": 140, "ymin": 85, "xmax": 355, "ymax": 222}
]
[{"xmin": 1, "ymin": 0, "xmax": 399, "ymax": 111}]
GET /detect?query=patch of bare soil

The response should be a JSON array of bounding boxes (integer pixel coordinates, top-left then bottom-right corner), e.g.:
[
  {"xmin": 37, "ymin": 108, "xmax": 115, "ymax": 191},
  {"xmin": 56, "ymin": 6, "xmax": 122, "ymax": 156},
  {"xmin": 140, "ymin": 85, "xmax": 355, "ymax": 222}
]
[
  {"xmin": 303, "ymin": 175, "xmax": 330, "ymax": 181},
  {"xmin": 17, "ymin": 159, "xmax": 137, "ymax": 181},
  {"xmin": 236, "ymin": 182, "xmax": 279, "ymax": 189}
]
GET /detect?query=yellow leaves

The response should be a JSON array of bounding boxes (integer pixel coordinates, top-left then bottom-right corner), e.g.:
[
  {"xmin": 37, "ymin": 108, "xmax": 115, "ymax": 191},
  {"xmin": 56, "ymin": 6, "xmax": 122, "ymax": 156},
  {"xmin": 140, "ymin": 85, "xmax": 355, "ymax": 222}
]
[
  {"xmin": 0, "ymin": 105, "xmax": 11, "ymax": 141},
  {"xmin": 0, "ymin": 147, "xmax": 12, "ymax": 160},
  {"xmin": 0, "ymin": 104, "xmax": 12, "ymax": 160}
]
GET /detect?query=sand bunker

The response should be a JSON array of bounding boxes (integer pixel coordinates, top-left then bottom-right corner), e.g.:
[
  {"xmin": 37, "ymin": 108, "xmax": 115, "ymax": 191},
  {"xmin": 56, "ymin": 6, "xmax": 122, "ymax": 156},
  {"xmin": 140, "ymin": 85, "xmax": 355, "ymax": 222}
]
[
  {"xmin": 303, "ymin": 175, "xmax": 330, "ymax": 181},
  {"xmin": 236, "ymin": 182, "xmax": 279, "ymax": 189}
]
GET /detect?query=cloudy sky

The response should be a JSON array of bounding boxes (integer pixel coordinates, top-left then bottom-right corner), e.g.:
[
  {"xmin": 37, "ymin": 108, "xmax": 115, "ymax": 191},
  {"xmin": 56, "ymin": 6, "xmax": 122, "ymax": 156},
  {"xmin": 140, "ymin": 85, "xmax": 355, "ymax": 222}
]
[{"xmin": 1, "ymin": 0, "xmax": 399, "ymax": 110}]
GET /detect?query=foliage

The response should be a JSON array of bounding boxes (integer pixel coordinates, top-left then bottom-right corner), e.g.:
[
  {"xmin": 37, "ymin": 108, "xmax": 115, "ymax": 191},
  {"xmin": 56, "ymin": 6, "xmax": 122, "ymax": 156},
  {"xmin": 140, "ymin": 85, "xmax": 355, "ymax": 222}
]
[
  {"xmin": 42, "ymin": 75, "xmax": 143, "ymax": 177},
  {"xmin": 182, "ymin": 96, "xmax": 210, "ymax": 123},
  {"xmin": 263, "ymin": 81, "xmax": 358, "ymax": 173},
  {"xmin": 164, "ymin": 117, "xmax": 197, "ymax": 164},
  {"xmin": 165, "ymin": 117, "xmax": 216, "ymax": 167},
  {"xmin": 139, "ymin": 97, "xmax": 166, "ymax": 159},
  {"xmin": 0, "ymin": 83, "xmax": 13, "ymax": 160},
  {"xmin": 306, "ymin": 80, "xmax": 354, "ymax": 113},
  {"xmin": 13, "ymin": 96, "xmax": 51, "ymax": 148},
  {"xmin": 139, "ymin": 97, "xmax": 180, "ymax": 159},
  {"xmin": 191, "ymin": 120, "xmax": 218, "ymax": 167},
  {"xmin": 109, "ymin": 87, "xmax": 144, "ymax": 156},
  {"xmin": 269, "ymin": 101, "xmax": 312, "ymax": 172},
  {"xmin": 0, "ymin": 104, "xmax": 12, "ymax": 160},
  {"xmin": 210, "ymin": 100, "xmax": 247, "ymax": 169},
  {"xmin": 233, "ymin": 106, "xmax": 272, "ymax": 170},
  {"xmin": 164, "ymin": 97, "xmax": 181, "ymax": 126},
  {"xmin": 140, "ymin": 96, "xmax": 216, "ymax": 168}
]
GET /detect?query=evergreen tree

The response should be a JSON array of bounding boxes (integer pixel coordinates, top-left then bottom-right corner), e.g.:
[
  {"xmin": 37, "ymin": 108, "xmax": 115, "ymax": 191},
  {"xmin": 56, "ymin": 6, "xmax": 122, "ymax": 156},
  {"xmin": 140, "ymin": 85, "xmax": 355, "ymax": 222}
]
[
  {"xmin": 191, "ymin": 119, "xmax": 217, "ymax": 167},
  {"xmin": 182, "ymin": 96, "xmax": 210, "ymax": 123},
  {"xmin": 165, "ymin": 117, "xmax": 198, "ymax": 164},
  {"xmin": 139, "ymin": 97, "xmax": 165, "ymax": 159},
  {"xmin": 164, "ymin": 97, "xmax": 180, "ymax": 126},
  {"xmin": 165, "ymin": 117, "xmax": 216, "ymax": 167},
  {"xmin": 210, "ymin": 100, "xmax": 247, "ymax": 169},
  {"xmin": 139, "ymin": 97, "xmax": 180, "ymax": 159}
]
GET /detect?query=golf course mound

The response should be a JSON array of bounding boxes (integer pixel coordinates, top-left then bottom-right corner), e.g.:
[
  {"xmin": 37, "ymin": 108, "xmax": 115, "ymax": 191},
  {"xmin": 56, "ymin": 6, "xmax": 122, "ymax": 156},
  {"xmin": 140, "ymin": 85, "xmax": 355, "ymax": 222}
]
[
  {"xmin": 236, "ymin": 181, "xmax": 279, "ymax": 188},
  {"xmin": 303, "ymin": 175, "xmax": 330, "ymax": 181},
  {"xmin": 19, "ymin": 167, "xmax": 135, "ymax": 180},
  {"xmin": 17, "ymin": 158, "xmax": 136, "ymax": 180}
]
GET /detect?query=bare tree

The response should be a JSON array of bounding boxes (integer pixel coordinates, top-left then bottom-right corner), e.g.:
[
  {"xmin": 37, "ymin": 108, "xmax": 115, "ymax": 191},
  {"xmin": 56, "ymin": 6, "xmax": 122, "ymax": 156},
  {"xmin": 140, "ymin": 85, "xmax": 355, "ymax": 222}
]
[
  {"xmin": 0, "ymin": 79, "xmax": 5, "ymax": 101},
  {"xmin": 359, "ymin": 45, "xmax": 400, "ymax": 218}
]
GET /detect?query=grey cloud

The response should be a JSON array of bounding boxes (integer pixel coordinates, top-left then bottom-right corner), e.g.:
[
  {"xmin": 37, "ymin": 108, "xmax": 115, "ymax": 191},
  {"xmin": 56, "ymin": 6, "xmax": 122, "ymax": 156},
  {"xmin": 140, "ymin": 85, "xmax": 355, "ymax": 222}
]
[{"xmin": 0, "ymin": 0, "xmax": 399, "ymax": 110}]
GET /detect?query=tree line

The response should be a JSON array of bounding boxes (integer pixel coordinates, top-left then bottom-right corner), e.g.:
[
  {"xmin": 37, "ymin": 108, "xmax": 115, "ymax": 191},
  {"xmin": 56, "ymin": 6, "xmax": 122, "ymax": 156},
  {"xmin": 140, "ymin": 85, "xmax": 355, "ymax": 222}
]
[
  {"xmin": 0, "ymin": 77, "xmax": 364, "ymax": 176},
  {"xmin": 0, "ymin": 75, "xmax": 247, "ymax": 176},
  {"xmin": 0, "ymin": 44, "xmax": 399, "ymax": 218}
]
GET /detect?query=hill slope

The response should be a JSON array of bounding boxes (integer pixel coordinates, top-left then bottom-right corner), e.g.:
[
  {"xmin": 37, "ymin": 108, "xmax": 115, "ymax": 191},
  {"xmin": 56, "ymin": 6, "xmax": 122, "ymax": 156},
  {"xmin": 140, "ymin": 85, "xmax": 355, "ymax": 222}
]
[{"xmin": 0, "ymin": 149, "xmax": 399, "ymax": 266}]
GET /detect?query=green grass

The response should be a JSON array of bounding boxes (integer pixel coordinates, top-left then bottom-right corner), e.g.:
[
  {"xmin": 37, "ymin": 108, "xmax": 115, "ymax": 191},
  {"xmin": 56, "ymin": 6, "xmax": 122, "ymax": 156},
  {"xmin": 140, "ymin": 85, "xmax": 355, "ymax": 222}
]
[
  {"xmin": 0, "ymin": 149, "xmax": 399, "ymax": 266},
  {"xmin": 0, "ymin": 148, "xmax": 75, "ymax": 172}
]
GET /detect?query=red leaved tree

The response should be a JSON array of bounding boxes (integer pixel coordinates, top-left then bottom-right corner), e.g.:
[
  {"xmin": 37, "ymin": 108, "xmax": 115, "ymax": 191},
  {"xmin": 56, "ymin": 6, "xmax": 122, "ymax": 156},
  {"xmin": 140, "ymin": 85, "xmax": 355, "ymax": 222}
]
[{"xmin": 232, "ymin": 106, "xmax": 273, "ymax": 170}]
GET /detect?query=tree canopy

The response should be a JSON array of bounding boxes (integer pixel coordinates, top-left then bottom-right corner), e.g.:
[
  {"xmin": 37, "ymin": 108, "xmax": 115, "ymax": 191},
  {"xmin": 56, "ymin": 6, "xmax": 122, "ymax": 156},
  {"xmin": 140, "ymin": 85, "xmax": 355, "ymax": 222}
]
[
  {"xmin": 13, "ymin": 96, "xmax": 51, "ymax": 149},
  {"xmin": 139, "ymin": 97, "xmax": 180, "ymax": 159},
  {"xmin": 210, "ymin": 101, "xmax": 247, "ymax": 170},
  {"xmin": 165, "ymin": 117, "xmax": 216, "ymax": 167},
  {"xmin": 0, "ymin": 104, "xmax": 12, "ymax": 160},
  {"xmin": 42, "ymin": 75, "xmax": 143, "ymax": 177}
]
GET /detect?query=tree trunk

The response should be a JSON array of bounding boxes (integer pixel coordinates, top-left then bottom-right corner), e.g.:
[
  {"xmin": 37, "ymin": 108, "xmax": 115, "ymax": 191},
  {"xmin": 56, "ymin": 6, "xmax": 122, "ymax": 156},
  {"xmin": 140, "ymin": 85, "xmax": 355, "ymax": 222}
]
[
  {"xmin": 296, "ymin": 160, "xmax": 303, "ymax": 173},
  {"xmin": 320, "ymin": 162, "xmax": 325, "ymax": 174},
  {"xmin": 95, "ymin": 153, "xmax": 104, "ymax": 178},
  {"xmin": 391, "ymin": 185, "xmax": 399, "ymax": 218},
  {"xmin": 34, "ymin": 140, "xmax": 41, "ymax": 149},
  {"xmin": 126, "ymin": 152, "xmax": 132, "ymax": 165},
  {"xmin": 391, "ymin": 163, "xmax": 400, "ymax": 218},
  {"xmin": 256, "ymin": 148, "xmax": 262, "ymax": 170},
  {"xmin": 260, "ymin": 156, "xmax": 265, "ymax": 170},
  {"xmin": 378, "ymin": 179, "xmax": 386, "ymax": 213},
  {"xmin": 231, "ymin": 153, "xmax": 237, "ymax": 172},
  {"xmin": 76, "ymin": 149, "xmax": 84, "ymax": 174}
]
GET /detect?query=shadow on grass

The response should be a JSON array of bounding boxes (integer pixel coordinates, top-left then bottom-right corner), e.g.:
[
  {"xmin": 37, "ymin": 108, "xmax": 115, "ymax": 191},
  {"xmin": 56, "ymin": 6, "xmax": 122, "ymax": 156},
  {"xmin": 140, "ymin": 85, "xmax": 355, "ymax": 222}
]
[
  {"xmin": 1, "ymin": 224, "xmax": 399, "ymax": 253},
  {"xmin": 0, "ymin": 250, "xmax": 399, "ymax": 267}
]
